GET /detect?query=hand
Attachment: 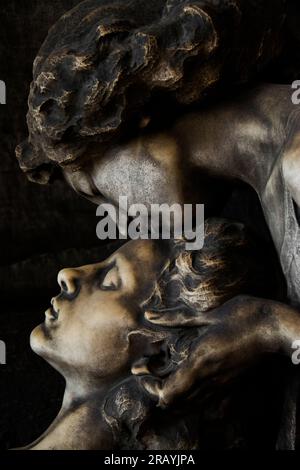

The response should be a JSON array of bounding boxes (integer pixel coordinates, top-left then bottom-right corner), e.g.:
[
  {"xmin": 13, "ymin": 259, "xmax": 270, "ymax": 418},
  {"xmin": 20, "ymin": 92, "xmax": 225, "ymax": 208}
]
[{"xmin": 140, "ymin": 295, "xmax": 288, "ymax": 408}]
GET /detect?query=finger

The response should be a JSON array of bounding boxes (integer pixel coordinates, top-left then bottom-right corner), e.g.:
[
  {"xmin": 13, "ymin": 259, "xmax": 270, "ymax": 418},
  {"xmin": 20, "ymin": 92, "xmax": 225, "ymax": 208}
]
[
  {"xmin": 159, "ymin": 338, "xmax": 224, "ymax": 406},
  {"xmin": 139, "ymin": 374, "xmax": 180, "ymax": 409},
  {"xmin": 158, "ymin": 356, "xmax": 207, "ymax": 406},
  {"xmin": 138, "ymin": 376, "xmax": 164, "ymax": 404},
  {"xmin": 145, "ymin": 307, "xmax": 213, "ymax": 327},
  {"xmin": 139, "ymin": 349, "xmax": 207, "ymax": 408},
  {"xmin": 159, "ymin": 336, "xmax": 244, "ymax": 407},
  {"xmin": 139, "ymin": 356, "xmax": 235, "ymax": 410}
]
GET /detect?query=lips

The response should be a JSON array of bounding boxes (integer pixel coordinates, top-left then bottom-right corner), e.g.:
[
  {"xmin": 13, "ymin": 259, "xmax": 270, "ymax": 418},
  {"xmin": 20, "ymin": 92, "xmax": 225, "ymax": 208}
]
[{"xmin": 45, "ymin": 305, "xmax": 59, "ymax": 321}]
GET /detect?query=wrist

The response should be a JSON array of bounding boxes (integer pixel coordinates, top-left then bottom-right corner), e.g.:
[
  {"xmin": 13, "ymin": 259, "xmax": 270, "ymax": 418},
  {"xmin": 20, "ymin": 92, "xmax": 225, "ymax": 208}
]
[{"xmin": 273, "ymin": 302, "xmax": 300, "ymax": 357}]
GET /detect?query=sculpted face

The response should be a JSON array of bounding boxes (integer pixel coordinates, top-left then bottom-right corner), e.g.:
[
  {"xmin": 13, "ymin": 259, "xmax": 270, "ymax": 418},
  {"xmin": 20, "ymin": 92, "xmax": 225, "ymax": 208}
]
[
  {"xmin": 30, "ymin": 240, "xmax": 169, "ymax": 382},
  {"xmin": 61, "ymin": 122, "xmax": 238, "ymax": 223},
  {"xmin": 62, "ymin": 132, "xmax": 196, "ymax": 209}
]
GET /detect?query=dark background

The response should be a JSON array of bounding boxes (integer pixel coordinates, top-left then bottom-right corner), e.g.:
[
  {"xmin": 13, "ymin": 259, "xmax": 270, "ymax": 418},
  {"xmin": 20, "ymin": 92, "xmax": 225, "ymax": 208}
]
[
  {"xmin": 1, "ymin": 0, "xmax": 300, "ymax": 450},
  {"xmin": 0, "ymin": 0, "xmax": 120, "ymax": 449}
]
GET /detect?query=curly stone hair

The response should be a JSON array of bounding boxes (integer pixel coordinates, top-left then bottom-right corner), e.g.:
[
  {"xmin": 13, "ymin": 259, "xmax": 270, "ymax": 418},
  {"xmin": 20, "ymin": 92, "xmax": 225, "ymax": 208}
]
[
  {"xmin": 16, "ymin": 0, "xmax": 286, "ymax": 183},
  {"xmin": 102, "ymin": 218, "xmax": 281, "ymax": 449}
]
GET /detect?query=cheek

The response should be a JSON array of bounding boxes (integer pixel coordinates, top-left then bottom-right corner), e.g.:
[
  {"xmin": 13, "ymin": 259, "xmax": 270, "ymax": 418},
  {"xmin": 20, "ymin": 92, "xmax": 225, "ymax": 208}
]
[
  {"xmin": 57, "ymin": 315, "xmax": 133, "ymax": 373},
  {"xmin": 94, "ymin": 156, "xmax": 182, "ymax": 206}
]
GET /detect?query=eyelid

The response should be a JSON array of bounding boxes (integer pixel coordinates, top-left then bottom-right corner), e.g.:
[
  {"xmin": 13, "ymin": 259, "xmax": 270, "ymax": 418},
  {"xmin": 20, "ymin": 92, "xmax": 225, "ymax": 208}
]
[{"xmin": 100, "ymin": 263, "xmax": 122, "ymax": 290}]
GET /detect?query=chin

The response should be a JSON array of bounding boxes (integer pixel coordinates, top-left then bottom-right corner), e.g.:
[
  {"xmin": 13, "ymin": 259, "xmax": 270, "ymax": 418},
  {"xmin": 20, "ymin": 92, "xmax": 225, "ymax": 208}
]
[{"xmin": 30, "ymin": 323, "xmax": 52, "ymax": 357}]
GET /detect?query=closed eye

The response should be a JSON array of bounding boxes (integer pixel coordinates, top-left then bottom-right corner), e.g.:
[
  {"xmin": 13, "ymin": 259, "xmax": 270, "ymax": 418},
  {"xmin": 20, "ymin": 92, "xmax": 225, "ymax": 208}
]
[{"xmin": 98, "ymin": 263, "xmax": 121, "ymax": 291}]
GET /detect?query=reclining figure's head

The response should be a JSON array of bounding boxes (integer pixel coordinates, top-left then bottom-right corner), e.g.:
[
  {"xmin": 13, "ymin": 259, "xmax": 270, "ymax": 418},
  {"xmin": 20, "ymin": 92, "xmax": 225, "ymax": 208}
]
[
  {"xmin": 30, "ymin": 218, "xmax": 275, "ymax": 448},
  {"xmin": 31, "ymin": 237, "xmax": 172, "ymax": 384},
  {"xmin": 31, "ymin": 219, "xmax": 261, "ymax": 380}
]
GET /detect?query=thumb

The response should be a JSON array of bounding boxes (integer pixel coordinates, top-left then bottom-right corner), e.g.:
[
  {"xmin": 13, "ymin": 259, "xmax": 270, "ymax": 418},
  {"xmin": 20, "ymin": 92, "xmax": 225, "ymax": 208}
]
[
  {"xmin": 138, "ymin": 376, "xmax": 168, "ymax": 407},
  {"xmin": 145, "ymin": 307, "xmax": 213, "ymax": 327}
]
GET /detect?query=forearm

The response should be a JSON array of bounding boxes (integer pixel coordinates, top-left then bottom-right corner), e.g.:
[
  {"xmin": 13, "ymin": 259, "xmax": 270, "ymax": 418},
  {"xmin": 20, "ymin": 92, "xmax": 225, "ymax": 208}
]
[{"xmin": 222, "ymin": 295, "xmax": 300, "ymax": 358}]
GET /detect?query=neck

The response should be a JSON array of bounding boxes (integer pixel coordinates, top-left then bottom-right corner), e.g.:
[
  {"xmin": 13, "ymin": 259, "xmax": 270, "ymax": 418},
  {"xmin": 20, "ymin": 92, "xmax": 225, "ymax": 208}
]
[
  {"xmin": 177, "ymin": 84, "xmax": 294, "ymax": 195},
  {"xmin": 25, "ymin": 379, "xmax": 115, "ymax": 450}
]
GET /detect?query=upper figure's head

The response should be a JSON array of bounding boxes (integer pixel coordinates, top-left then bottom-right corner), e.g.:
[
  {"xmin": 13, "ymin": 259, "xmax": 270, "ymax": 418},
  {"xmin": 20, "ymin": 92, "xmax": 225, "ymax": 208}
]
[{"xmin": 16, "ymin": 0, "xmax": 286, "ymax": 184}]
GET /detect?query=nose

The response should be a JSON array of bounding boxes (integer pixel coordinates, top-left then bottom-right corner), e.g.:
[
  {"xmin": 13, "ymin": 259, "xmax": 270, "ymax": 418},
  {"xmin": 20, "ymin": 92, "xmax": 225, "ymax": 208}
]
[{"xmin": 57, "ymin": 268, "xmax": 80, "ymax": 296}]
